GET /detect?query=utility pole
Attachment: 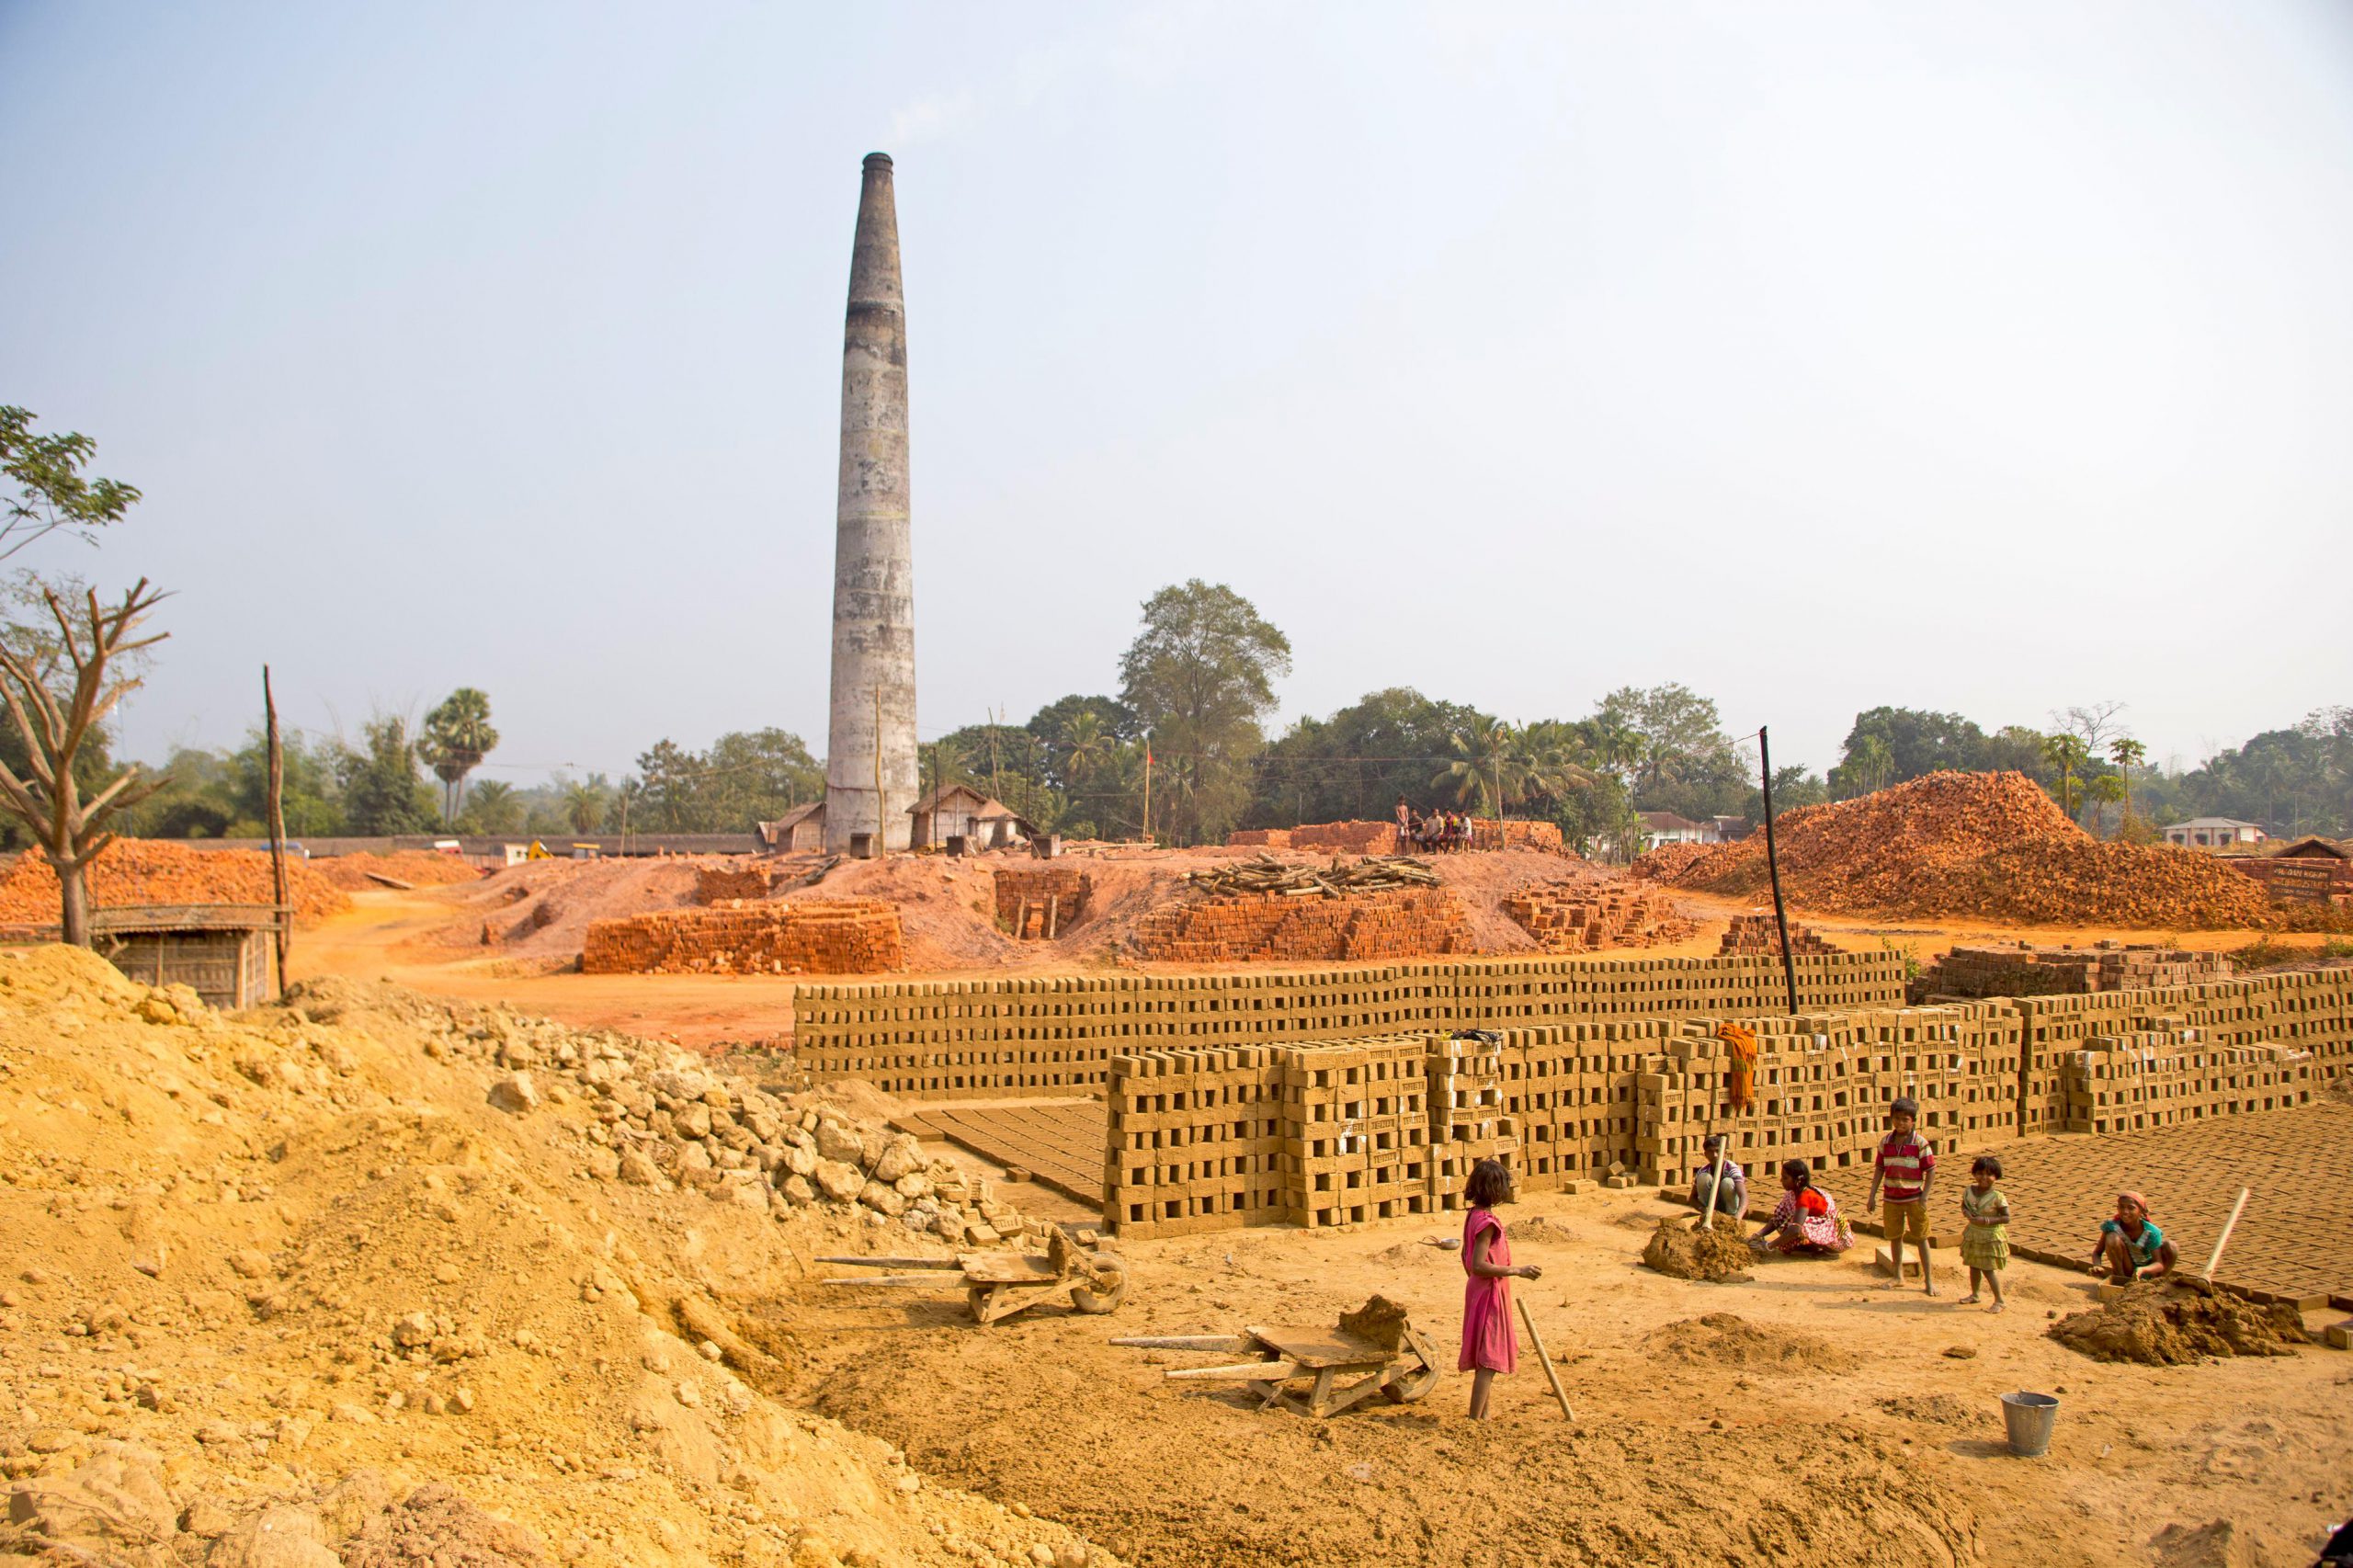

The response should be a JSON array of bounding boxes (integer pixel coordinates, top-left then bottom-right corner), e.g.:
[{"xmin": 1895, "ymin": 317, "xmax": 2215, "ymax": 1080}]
[
  {"xmin": 873, "ymin": 687, "xmax": 885, "ymax": 858},
  {"xmin": 1142, "ymin": 737, "xmax": 1154, "ymax": 846},
  {"xmin": 1759, "ymin": 726, "xmax": 1801, "ymax": 1017},
  {"xmin": 263, "ymin": 666, "xmax": 290, "ymax": 984}
]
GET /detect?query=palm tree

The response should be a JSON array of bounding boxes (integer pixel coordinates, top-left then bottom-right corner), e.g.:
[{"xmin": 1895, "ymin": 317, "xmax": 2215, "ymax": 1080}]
[
  {"xmin": 1435, "ymin": 722, "xmax": 1515, "ymax": 817},
  {"xmin": 417, "ymin": 687, "xmax": 498, "ymax": 825},
  {"xmin": 1060, "ymin": 710, "xmax": 1111, "ymax": 787},
  {"xmin": 2109, "ymin": 737, "xmax": 2146, "ymax": 828},
  {"xmin": 2042, "ymin": 733, "xmax": 2091, "ymax": 820},
  {"xmin": 460, "ymin": 778, "xmax": 521, "ymax": 834},
  {"xmin": 562, "ymin": 777, "xmax": 608, "ymax": 834},
  {"xmin": 1847, "ymin": 733, "xmax": 1894, "ymax": 797},
  {"xmin": 2087, "ymin": 772, "xmax": 2126, "ymax": 836}
]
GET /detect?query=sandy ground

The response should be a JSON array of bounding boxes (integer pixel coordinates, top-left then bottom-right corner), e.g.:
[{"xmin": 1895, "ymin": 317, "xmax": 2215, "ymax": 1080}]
[{"xmin": 783, "ymin": 1184, "xmax": 2353, "ymax": 1568}]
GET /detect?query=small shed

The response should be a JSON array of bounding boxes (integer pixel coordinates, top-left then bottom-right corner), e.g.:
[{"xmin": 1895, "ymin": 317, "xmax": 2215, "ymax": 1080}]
[
  {"xmin": 759, "ymin": 802, "xmax": 825, "ymax": 852},
  {"xmin": 92, "ymin": 904, "xmax": 286, "ymax": 1010},
  {"xmin": 908, "ymin": 784, "xmax": 1029, "ymax": 850}
]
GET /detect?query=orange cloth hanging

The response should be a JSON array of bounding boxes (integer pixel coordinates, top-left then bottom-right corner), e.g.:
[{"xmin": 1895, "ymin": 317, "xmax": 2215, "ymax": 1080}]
[{"xmin": 1716, "ymin": 1021, "xmax": 1759, "ymax": 1112}]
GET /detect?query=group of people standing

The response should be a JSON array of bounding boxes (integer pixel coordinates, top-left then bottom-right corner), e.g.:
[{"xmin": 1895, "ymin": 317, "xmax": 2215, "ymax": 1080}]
[
  {"xmin": 1456, "ymin": 1095, "xmax": 2188, "ymax": 1418},
  {"xmin": 1395, "ymin": 797, "xmax": 1478, "ymax": 854}
]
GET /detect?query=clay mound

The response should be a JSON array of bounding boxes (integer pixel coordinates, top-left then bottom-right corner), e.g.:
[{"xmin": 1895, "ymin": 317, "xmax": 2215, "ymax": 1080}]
[
  {"xmin": 1337, "ymin": 1294, "xmax": 1412, "ymax": 1352},
  {"xmin": 2047, "ymin": 1278, "xmax": 2307, "ymax": 1365},
  {"xmin": 1630, "ymin": 842, "xmax": 1714, "ymax": 883},
  {"xmin": 1647, "ymin": 772, "xmax": 2276, "ymax": 928},
  {"xmin": 1643, "ymin": 1312, "xmax": 1856, "ymax": 1373},
  {"xmin": 1641, "ymin": 1217, "xmax": 1754, "ymax": 1282},
  {"xmin": 0, "ymin": 838, "xmax": 348, "ymax": 926},
  {"xmin": 313, "ymin": 850, "xmax": 487, "ymax": 891}
]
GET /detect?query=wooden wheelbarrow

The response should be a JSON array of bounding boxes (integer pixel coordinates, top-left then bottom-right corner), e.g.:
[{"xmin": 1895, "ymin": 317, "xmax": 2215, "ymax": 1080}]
[
  {"xmin": 1115, "ymin": 1301, "xmax": 1443, "ymax": 1418},
  {"xmin": 817, "ymin": 1226, "xmax": 1128, "ymax": 1326}
]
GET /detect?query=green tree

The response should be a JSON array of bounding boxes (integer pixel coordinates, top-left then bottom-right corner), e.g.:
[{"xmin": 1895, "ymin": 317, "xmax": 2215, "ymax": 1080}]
[
  {"xmin": 560, "ymin": 775, "xmax": 609, "ymax": 834},
  {"xmin": 2, "ymin": 406, "xmax": 142, "ymax": 562},
  {"xmin": 2087, "ymin": 770, "xmax": 2127, "ymax": 835},
  {"xmin": 2109, "ymin": 736, "xmax": 2147, "ymax": 830},
  {"xmin": 456, "ymin": 778, "xmax": 521, "ymax": 834},
  {"xmin": 2041, "ymin": 733, "xmax": 2091, "ymax": 821},
  {"xmin": 1118, "ymin": 581, "xmax": 1290, "ymax": 845},
  {"xmin": 1245, "ymin": 687, "xmax": 1492, "ymax": 828},
  {"xmin": 417, "ymin": 687, "xmax": 499, "ymax": 825},
  {"xmin": 338, "ymin": 715, "xmax": 438, "ymax": 835},
  {"xmin": 1846, "ymin": 733, "xmax": 1894, "ymax": 796}
]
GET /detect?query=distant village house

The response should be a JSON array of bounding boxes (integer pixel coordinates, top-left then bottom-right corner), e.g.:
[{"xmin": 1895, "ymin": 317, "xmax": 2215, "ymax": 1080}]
[{"xmin": 2162, "ymin": 817, "xmax": 2266, "ymax": 850}]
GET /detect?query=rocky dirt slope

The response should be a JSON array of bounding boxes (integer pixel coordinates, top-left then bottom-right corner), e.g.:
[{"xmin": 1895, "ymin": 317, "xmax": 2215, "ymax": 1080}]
[{"xmin": 0, "ymin": 945, "xmax": 1111, "ymax": 1568}]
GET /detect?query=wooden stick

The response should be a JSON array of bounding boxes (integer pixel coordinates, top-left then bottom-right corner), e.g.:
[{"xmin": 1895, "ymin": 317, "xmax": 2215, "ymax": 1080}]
[
  {"xmin": 818, "ymin": 1274, "xmax": 956, "ymax": 1288},
  {"xmin": 1758, "ymin": 726, "xmax": 1800, "ymax": 1017},
  {"xmin": 1516, "ymin": 1298, "xmax": 1574, "ymax": 1422},
  {"xmin": 813, "ymin": 1255, "xmax": 960, "ymax": 1268},
  {"xmin": 1165, "ymin": 1359, "xmax": 1301, "ymax": 1382},
  {"xmin": 1109, "ymin": 1335, "xmax": 1252, "ymax": 1352},
  {"xmin": 1700, "ymin": 1147, "xmax": 1728, "ymax": 1232},
  {"xmin": 263, "ymin": 665, "xmax": 290, "ymax": 987},
  {"xmin": 2202, "ymin": 1187, "xmax": 2250, "ymax": 1280}
]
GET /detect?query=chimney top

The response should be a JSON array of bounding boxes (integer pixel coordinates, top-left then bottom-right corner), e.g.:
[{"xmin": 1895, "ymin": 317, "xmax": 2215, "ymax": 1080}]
[{"xmin": 863, "ymin": 152, "xmax": 893, "ymax": 171}]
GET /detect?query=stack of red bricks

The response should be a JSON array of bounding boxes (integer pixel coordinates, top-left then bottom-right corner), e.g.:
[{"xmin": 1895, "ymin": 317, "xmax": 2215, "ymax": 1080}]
[
  {"xmin": 1129, "ymin": 888, "xmax": 1468, "ymax": 963},
  {"xmin": 582, "ymin": 899, "xmax": 904, "ymax": 975},
  {"xmin": 1473, "ymin": 819, "xmax": 1565, "ymax": 854},
  {"xmin": 2226, "ymin": 848, "xmax": 2353, "ymax": 905},
  {"xmin": 1502, "ymin": 877, "xmax": 1697, "ymax": 953},
  {"xmin": 1717, "ymin": 914, "xmax": 1842, "ymax": 957},
  {"xmin": 693, "ymin": 865, "xmax": 777, "ymax": 904},
  {"xmin": 993, "ymin": 867, "xmax": 1092, "ymax": 938},
  {"xmin": 2063, "ymin": 1030, "xmax": 2314, "ymax": 1133},
  {"xmin": 1227, "ymin": 821, "xmax": 1402, "ymax": 854}
]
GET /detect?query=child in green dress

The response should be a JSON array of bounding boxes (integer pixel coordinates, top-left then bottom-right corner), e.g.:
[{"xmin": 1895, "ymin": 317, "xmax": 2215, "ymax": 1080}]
[{"xmin": 1957, "ymin": 1155, "xmax": 2009, "ymax": 1312}]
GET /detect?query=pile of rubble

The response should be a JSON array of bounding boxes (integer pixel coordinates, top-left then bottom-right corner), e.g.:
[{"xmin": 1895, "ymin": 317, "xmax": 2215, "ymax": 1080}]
[
  {"xmin": 1500, "ymin": 875, "xmax": 1696, "ymax": 953},
  {"xmin": 0, "ymin": 838, "xmax": 350, "ymax": 926},
  {"xmin": 1638, "ymin": 772, "xmax": 2280, "ymax": 928}
]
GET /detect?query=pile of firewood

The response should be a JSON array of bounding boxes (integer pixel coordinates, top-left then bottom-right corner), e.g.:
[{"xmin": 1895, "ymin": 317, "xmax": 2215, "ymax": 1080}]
[{"xmin": 1182, "ymin": 853, "xmax": 1441, "ymax": 899}]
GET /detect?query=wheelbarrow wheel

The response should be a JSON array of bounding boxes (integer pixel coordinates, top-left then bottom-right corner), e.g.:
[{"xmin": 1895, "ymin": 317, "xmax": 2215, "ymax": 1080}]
[
  {"xmin": 1069, "ymin": 1256, "xmax": 1128, "ymax": 1315},
  {"xmin": 1381, "ymin": 1358, "xmax": 1441, "ymax": 1404}
]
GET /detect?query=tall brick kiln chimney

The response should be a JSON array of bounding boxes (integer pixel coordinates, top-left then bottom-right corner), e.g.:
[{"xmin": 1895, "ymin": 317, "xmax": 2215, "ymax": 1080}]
[{"xmin": 824, "ymin": 152, "xmax": 918, "ymax": 854}]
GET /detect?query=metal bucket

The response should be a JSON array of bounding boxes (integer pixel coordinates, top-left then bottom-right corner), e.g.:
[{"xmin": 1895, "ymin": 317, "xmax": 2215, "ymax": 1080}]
[{"xmin": 2000, "ymin": 1392, "xmax": 2060, "ymax": 1457}]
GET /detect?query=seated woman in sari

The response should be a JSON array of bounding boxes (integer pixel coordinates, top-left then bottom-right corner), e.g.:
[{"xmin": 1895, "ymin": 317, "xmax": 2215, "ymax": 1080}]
[{"xmin": 1749, "ymin": 1159, "xmax": 1853, "ymax": 1256}]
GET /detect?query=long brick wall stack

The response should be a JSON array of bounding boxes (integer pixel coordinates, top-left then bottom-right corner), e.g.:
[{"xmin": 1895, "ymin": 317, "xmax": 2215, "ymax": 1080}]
[
  {"xmin": 1097, "ymin": 965, "xmax": 2353, "ymax": 1239},
  {"xmin": 693, "ymin": 865, "xmax": 777, "ymax": 905},
  {"xmin": 792, "ymin": 951, "xmax": 1911, "ymax": 1100},
  {"xmin": 993, "ymin": 867, "xmax": 1092, "ymax": 939},
  {"xmin": 581, "ymin": 900, "xmax": 904, "ymax": 975},
  {"xmin": 1717, "ymin": 914, "xmax": 1841, "ymax": 957},
  {"xmin": 1919, "ymin": 941, "xmax": 2231, "ymax": 1000},
  {"xmin": 2062, "ymin": 1031, "xmax": 2315, "ymax": 1134},
  {"xmin": 1125, "ymin": 887, "xmax": 1469, "ymax": 963},
  {"xmin": 1501, "ymin": 878, "xmax": 1697, "ymax": 953}
]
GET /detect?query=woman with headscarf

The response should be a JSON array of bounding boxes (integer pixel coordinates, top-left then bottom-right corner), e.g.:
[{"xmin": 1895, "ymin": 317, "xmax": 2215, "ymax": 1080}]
[
  {"xmin": 1748, "ymin": 1159, "xmax": 1852, "ymax": 1256},
  {"xmin": 2089, "ymin": 1192, "xmax": 2177, "ymax": 1283}
]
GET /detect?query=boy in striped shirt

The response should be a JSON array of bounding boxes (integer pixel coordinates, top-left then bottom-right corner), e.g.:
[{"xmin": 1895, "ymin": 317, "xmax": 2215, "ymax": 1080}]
[{"xmin": 1867, "ymin": 1096, "xmax": 1937, "ymax": 1295}]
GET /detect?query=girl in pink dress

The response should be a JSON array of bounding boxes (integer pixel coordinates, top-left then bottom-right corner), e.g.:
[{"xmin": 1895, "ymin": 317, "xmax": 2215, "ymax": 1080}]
[{"xmin": 1460, "ymin": 1158, "xmax": 1542, "ymax": 1420}]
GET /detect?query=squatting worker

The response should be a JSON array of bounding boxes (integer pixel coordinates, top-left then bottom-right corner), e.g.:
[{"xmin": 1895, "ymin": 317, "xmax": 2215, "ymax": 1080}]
[
  {"xmin": 1459, "ymin": 1158, "xmax": 1541, "ymax": 1422},
  {"xmin": 1867, "ymin": 1095, "xmax": 1937, "ymax": 1296},
  {"xmin": 1688, "ymin": 1134, "xmax": 1746, "ymax": 1219},
  {"xmin": 2089, "ymin": 1191, "xmax": 2177, "ymax": 1283}
]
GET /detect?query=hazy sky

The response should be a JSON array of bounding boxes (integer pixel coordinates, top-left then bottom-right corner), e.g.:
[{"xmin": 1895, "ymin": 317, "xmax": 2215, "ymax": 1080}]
[{"xmin": 5, "ymin": 3, "xmax": 2349, "ymax": 787}]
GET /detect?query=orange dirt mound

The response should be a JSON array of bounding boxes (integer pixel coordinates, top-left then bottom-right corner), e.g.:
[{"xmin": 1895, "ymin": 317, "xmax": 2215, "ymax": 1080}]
[
  {"xmin": 0, "ymin": 839, "xmax": 348, "ymax": 926},
  {"xmin": 1647, "ymin": 772, "xmax": 2276, "ymax": 928},
  {"xmin": 313, "ymin": 850, "xmax": 487, "ymax": 891}
]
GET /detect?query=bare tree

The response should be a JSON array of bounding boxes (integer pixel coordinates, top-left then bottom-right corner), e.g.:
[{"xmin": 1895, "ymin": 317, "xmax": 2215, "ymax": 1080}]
[
  {"xmin": 0, "ymin": 580, "xmax": 171, "ymax": 945},
  {"xmin": 2052, "ymin": 700, "xmax": 2129, "ymax": 756}
]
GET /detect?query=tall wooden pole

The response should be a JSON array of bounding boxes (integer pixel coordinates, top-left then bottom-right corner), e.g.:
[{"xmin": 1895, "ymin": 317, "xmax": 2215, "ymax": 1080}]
[
  {"xmin": 263, "ymin": 666, "xmax": 290, "ymax": 984},
  {"xmin": 1142, "ymin": 739, "xmax": 1153, "ymax": 846},
  {"xmin": 873, "ymin": 687, "xmax": 885, "ymax": 858},
  {"xmin": 1758, "ymin": 726, "xmax": 1800, "ymax": 1017}
]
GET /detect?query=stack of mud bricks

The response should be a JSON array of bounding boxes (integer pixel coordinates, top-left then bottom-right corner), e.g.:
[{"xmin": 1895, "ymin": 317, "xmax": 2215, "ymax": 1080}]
[
  {"xmin": 581, "ymin": 900, "xmax": 902, "ymax": 976},
  {"xmin": 1279, "ymin": 1037, "xmax": 1432, "ymax": 1228},
  {"xmin": 2061, "ymin": 1029, "xmax": 2314, "ymax": 1134},
  {"xmin": 1426, "ymin": 1031, "xmax": 1519, "ymax": 1210},
  {"xmin": 1631, "ymin": 1003, "xmax": 2019, "ymax": 1191},
  {"xmin": 993, "ymin": 867, "xmax": 1091, "ymax": 939},
  {"xmin": 1920, "ymin": 942, "xmax": 2231, "ymax": 1001},
  {"xmin": 1103, "ymin": 1047, "xmax": 1286, "ymax": 1239},
  {"xmin": 791, "ymin": 952, "xmax": 1911, "ymax": 1097},
  {"xmin": 1499, "ymin": 881, "xmax": 1694, "ymax": 954},
  {"xmin": 1472, "ymin": 818, "xmax": 1566, "ymax": 853},
  {"xmin": 1494, "ymin": 1020, "xmax": 1665, "ymax": 1186},
  {"xmin": 1126, "ymin": 888, "xmax": 1464, "ymax": 963}
]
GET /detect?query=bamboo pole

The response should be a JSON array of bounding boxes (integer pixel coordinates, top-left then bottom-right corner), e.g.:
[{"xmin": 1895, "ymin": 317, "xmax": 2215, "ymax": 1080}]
[
  {"xmin": 1700, "ymin": 1144, "xmax": 1729, "ymax": 1232},
  {"xmin": 263, "ymin": 666, "xmax": 290, "ymax": 986},
  {"xmin": 1758, "ymin": 726, "xmax": 1800, "ymax": 1017},
  {"xmin": 2202, "ymin": 1187, "xmax": 2250, "ymax": 1280},
  {"xmin": 1517, "ymin": 1298, "xmax": 1574, "ymax": 1421}
]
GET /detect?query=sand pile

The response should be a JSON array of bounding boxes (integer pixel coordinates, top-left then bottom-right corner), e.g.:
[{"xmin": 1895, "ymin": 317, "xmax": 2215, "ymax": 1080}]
[
  {"xmin": 0, "ymin": 943, "xmax": 1110, "ymax": 1568},
  {"xmin": 1640, "ymin": 1217, "xmax": 1753, "ymax": 1281},
  {"xmin": 1643, "ymin": 1313, "xmax": 1857, "ymax": 1374},
  {"xmin": 0, "ymin": 840, "xmax": 348, "ymax": 926},
  {"xmin": 1635, "ymin": 772, "xmax": 2277, "ymax": 928},
  {"xmin": 2047, "ymin": 1278, "xmax": 2308, "ymax": 1365},
  {"xmin": 313, "ymin": 851, "xmax": 486, "ymax": 892}
]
